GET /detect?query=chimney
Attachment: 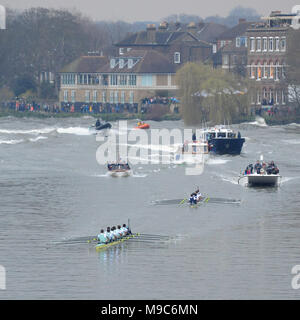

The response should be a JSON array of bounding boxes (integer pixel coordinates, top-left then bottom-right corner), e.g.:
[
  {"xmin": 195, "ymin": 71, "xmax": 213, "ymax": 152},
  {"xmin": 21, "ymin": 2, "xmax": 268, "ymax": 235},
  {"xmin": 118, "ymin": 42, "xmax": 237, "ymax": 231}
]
[
  {"xmin": 187, "ymin": 22, "xmax": 197, "ymax": 34},
  {"xmin": 239, "ymin": 18, "xmax": 246, "ymax": 24},
  {"xmin": 146, "ymin": 24, "xmax": 156, "ymax": 43}
]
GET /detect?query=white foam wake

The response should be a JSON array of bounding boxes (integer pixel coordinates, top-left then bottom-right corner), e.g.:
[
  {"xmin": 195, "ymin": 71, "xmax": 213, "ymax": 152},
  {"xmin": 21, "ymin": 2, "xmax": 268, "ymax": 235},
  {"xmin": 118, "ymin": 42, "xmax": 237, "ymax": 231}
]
[
  {"xmin": 56, "ymin": 127, "xmax": 92, "ymax": 136},
  {"xmin": 0, "ymin": 139, "xmax": 23, "ymax": 145}
]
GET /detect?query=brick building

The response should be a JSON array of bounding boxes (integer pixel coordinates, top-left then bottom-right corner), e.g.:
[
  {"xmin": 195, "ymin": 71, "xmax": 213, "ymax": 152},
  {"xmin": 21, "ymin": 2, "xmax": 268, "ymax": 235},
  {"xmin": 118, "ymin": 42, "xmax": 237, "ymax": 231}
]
[{"xmin": 246, "ymin": 11, "xmax": 296, "ymax": 111}]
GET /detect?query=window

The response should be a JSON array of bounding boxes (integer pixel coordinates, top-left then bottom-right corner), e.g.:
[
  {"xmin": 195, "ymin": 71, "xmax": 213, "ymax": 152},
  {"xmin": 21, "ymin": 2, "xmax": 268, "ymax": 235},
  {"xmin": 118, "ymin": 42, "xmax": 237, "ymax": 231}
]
[
  {"xmin": 102, "ymin": 91, "xmax": 106, "ymax": 103},
  {"xmin": 63, "ymin": 90, "xmax": 68, "ymax": 102},
  {"xmin": 93, "ymin": 90, "xmax": 98, "ymax": 103},
  {"xmin": 269, "ymin": 61, "xmax": 274, "ymax": 79},
  {"xmin": 282, "ymin": 62, "xmax": 286, "ymax": 79},
  {"xmin": 174, "ymin": 52, "xmax": 181, "ymax": 64},
  {"xmin": 213, "ymin": 44, "xmax": 217, "ymax": 53},
  {"xmin": 282, "ymin": 90, "xmax": 286, "ymax": 104},
  {"xmin": 223, "ymin": 54, "xmax": 229, "ymax": 65},
  {"xmin": 250, "ymin": 62, "xmax": 255, "ymax": 78},
  {"xmin": 128, "ymin": 75, "xmax": 136, "ymax": 86},
  {"xmin": 110, "ymin": 59, "xmax": 116, "ymax": 69},
  {"xmin": 119, "ymin": 75, "xmax": 127, "ymax": 86},
  {"xmin": 119, "ymin": 48, "xmax": 124, "ymax": 55},
  {"xmin": 263, "ymin": 38, "xmax": 267, "ymax": 51},
  {"xmin": 129, "ymin": 91, "xmax": 134, "ymax": 104},
  {"xmin": 236, "ymin": 37, "xmax": 240, "ymax": 47},
  {"xmin": 220, "ymin": 40, "xmax": 226, "ymax": 48},
  {"xmin": 85, "ymin": 91, "xmax": 90, "ymax": 103},
  {"xmin": 120, "ymin": 91, "xmax": 125, "ymax": 104},
  {"xmin": 275, "ymin": 61, "xmax": 280, "ymax": 80},
  {"xmin": 71, "ymin": 90, "xmax": 76, "ymax": 103},
  {"xmin": 256, "ymin": 38, "xmax": 261, "ymax": 51},
  {"xmin": 114, "ymin": 91, "xmax": 118, "ymax": 104},
  {"xmin": 141, "ymin": 74, "xmax": 153, "ymax": 87},
  {"xmin": 275, "ymin": 37, "xmax": 280, "ymax": 51},
  {"xmin": 257, "ymin": 90, "xmax": 261, "ymax": 104},
  {"xmin": 280, "ymin": 37, "xmax": 286, "ymax": 51},
  {"xmin": 119, "ymin": 59, "xmax": 124, "ymax": 69},
  {"xmin": 240, "ymin": 36, "xmax": 247, "ymax": 47},
  {"xmin": 109, "ymin": 92, "xmax": 114, "ymax": 103},
  {"xmin": 269, "ymin": 37, "xmax": 273, "ymax": 51},
  {"xmin": 128, "ymin": 59, "xmax": 133, "ymax": 69},
  {"xmin": 110, "ymin": 74, "xmax": 118, "ymax": 86},
  {"xmin": 257, "ymin": 63, "xmax": 262, "ymax": 80},
  {"xmin": 263, "ymin": 61, "xmax": 268, "ymax": 78},
  {"xmin": 275, "ymin": 90, "xmax": 279, "ymax": 104},
  {"xmin": 127, "ymin": 48, "xmax": 132, "ymax": 52},
  {"xmin": 250, "ymin": 38, "xmax": 255, "ymax": 51}
]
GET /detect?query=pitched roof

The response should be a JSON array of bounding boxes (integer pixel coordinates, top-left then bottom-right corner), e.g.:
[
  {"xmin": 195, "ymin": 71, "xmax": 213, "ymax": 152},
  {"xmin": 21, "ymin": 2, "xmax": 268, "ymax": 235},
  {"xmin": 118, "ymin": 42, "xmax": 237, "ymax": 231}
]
[
  {"xmin": 98, "ymin": 50, "xmax": 176, "ymax": 74},
  {"xmin": 60, "ymin": 56, "xmax": 109, "ymax": 73},
  {"xmin": 195, "ymin": 22, "xmax": 228, "ymax": 42},
  {"xmin": 116, "ymin": 29, "xmax": 211, "ymax": 47},
  {"xmin": 216, "ymin": 22, "xmax": 254, "ymax": 40}
]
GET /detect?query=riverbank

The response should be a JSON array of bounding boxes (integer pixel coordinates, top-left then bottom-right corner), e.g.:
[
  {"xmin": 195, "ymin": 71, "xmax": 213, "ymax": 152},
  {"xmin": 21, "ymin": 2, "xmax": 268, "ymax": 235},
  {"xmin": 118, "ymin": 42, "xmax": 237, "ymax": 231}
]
[
  {"xmin": 262, "ymin": 114, "xmax": 300, "ymax": 126},
  {"xmin": 0, "ymin": 109, "xmax": 182, "ymax": 121}
]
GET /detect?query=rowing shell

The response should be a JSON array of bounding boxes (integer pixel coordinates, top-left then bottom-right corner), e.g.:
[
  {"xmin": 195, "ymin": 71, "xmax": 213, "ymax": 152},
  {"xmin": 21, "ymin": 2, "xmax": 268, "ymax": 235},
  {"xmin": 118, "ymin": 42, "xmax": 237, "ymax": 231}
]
[
  {"xmin": 189, "ymin": 197, "xmax": 210, "ymax": 208},
  {"xmin": 95, "ymin": 234, "xmax": 138, "ymax": 251}
]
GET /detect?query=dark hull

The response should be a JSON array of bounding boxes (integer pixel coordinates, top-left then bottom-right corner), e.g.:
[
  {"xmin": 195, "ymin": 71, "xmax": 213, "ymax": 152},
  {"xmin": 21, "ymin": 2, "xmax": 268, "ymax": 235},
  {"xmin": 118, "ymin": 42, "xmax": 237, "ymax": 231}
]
[
  {"xmin": 208, "ymin": 138, "xmax": 245, "ymax": 155},
  {"xmin": 96, "ymin": 123, "xmax": 111, "ymax": 131}
]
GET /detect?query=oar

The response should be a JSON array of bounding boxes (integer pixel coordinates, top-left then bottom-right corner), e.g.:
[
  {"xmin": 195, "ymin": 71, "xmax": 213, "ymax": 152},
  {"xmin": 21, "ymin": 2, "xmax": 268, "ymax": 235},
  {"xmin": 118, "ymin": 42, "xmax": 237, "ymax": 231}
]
[{"xmin": 179, "ymin": 198, "xmax": 187, "ymax": 205}]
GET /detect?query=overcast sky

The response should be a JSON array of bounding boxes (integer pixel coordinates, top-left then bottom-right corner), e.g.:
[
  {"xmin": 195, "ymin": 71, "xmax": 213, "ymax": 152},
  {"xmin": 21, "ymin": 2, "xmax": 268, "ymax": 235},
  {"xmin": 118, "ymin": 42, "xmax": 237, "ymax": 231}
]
[{"xmin": 1, "ymin": 0, "xmax": 299, "ymax": 22}]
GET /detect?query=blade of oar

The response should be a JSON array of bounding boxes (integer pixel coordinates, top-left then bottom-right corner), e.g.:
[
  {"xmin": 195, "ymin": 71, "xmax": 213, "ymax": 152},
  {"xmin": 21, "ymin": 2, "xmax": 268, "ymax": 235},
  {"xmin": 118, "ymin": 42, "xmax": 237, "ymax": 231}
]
[{"xmin": 179, "ymin": 198, "xmax": 187, "ymax": 205}]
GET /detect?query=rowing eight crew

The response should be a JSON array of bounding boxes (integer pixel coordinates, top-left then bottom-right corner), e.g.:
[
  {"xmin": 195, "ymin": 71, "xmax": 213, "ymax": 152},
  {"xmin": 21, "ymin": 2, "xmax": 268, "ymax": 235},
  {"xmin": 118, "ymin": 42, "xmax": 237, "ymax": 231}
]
[
  {"xmin": 189, "ymin": 189, "xmax": 203, "ymax": 205},
  {"xmin": 97, "ymin": 224, "xmax": 131, "ymax": 244}
]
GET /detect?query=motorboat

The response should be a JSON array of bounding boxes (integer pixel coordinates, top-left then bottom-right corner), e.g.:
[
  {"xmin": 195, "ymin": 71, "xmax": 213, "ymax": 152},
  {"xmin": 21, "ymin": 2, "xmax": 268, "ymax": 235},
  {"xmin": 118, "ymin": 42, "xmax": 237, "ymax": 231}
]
[{"xmin": 203, "ymin": 126, "xmax": 245, "ymax": 155}]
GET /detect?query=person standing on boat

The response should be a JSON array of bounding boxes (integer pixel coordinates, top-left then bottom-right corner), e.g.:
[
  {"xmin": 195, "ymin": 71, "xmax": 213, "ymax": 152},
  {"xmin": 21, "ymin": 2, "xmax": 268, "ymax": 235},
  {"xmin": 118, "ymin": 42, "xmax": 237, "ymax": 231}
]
[
  {"xmin": 95, "ymin": 118, "xmax": 101, "ymax": 129},
  {"xmin": 98, "ymin": 229, "xmax": 108, "ymax": 244}
]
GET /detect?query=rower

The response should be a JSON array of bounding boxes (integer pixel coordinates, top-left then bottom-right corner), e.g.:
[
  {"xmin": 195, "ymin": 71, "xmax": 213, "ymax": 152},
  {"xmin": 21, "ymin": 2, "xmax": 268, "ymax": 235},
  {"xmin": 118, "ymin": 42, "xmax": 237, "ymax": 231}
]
[
  {"xmin": 106, "ymin": 227, "xmax": 114, "ymax": 242},
  {"xmin": 195, "ymin": 189, "xmax": 203, "ymax": 202},
  {"xmin": 121, "ymin": 224, "xmax": 128, "ymax": 236},
  {"xmin": 189, "ymin": 193, "xmax": 197, "ymax": 205},
  {"xmin": 117, "ymin": 225, "xmax": 124, "ymax": 237},
  {"xmin": 97, "ymin": 229, "xmax": 108, "ymax": 244},
  {"xmin": 112, "ymin": 226, "xmax": 120, "ymax": 240}
]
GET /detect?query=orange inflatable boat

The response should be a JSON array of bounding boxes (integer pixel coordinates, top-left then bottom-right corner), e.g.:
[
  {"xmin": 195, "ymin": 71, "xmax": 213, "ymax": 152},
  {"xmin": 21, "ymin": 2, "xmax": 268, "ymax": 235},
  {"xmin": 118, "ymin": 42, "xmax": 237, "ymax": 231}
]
[{"xmin": 135, "ymin": 122, "xmax": 150, "ymax": 129}]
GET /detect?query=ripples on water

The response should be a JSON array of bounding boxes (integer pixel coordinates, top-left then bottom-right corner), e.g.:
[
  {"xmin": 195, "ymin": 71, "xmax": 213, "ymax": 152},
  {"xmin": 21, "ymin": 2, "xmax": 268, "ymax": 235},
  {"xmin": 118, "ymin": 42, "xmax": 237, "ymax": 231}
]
[{"xmin": 0, "ymin": 117, "xmax": 300, "ymax": 299}]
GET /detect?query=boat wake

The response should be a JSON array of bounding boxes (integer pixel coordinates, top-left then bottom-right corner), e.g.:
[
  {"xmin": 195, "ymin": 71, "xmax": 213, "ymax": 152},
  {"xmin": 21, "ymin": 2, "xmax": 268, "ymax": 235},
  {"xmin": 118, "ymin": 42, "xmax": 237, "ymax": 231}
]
[
  {"xmin": 56, "ymin": 127, "xmax": 92, "ymax": 136},
  {"xmin": 0, "ymin": 139, "xmax": 23, "ymax": 145}
]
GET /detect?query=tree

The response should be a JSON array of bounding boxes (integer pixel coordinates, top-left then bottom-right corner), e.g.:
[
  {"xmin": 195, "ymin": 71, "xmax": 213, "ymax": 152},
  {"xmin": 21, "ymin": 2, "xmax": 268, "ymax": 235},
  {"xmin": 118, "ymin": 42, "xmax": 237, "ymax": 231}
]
[{"xmin": 176, "ymin": 62, "xmax": 250, "ymax": 125}]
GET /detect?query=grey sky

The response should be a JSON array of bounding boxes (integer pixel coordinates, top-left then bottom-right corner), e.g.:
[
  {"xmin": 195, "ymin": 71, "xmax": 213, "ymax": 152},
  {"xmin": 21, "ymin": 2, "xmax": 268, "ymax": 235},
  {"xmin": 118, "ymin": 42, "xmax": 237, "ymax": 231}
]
[{"xmin": 1, "ymin": 0, "xmax": 299, "ymax": 22}]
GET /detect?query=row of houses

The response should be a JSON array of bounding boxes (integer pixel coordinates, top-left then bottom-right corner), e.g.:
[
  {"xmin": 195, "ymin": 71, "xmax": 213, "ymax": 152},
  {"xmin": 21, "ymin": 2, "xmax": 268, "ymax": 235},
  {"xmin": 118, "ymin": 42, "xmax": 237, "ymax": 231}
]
[{"xmin": 58, "ymin": 9, "xmax": 300, "ymax": 112}]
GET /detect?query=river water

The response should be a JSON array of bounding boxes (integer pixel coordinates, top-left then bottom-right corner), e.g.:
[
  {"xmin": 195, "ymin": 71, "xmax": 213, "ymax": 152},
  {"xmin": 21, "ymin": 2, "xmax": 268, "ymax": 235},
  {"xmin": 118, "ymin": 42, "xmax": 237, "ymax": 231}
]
[{"xmin": 0, "ymin": 116, "xmax": 300, "ymax": 299}]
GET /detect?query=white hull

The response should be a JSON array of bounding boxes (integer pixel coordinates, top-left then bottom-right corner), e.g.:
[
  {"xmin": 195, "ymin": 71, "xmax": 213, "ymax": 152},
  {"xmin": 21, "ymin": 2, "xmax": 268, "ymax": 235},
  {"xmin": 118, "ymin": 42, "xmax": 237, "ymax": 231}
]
[
  {"xmin": 108, "ymin": 170, "xmax": 132, "ymax": 177},
  {"xmin": 246, "ymin": 174, "xmax": 281, "ymax": 186}
]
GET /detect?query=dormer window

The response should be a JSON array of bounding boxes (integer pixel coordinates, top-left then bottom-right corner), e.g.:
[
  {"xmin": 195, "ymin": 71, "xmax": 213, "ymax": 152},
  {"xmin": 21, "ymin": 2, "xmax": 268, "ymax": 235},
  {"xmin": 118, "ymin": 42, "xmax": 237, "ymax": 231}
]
[
  {"xmin": 128, "ymin": 59, "xmax": 133, "ymax": 69},
  {"xmin": 174, "ymin": 52, "xmax": 181, "ymax": 64},
  {"xmin": 119, "ymin": 59, "xmax": 124, "ymax": 69},
  {"xmin": 110, "ymin": 58, "xmax": 116, "ymax": 69}
]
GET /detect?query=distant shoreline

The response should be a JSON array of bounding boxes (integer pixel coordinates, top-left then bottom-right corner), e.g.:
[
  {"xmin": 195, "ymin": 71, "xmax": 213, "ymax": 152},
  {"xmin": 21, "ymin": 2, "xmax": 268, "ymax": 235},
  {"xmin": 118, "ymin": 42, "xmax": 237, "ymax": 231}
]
[{"xmin": 1, "ymin": 109, "xmax": 299, "ymax": 125}]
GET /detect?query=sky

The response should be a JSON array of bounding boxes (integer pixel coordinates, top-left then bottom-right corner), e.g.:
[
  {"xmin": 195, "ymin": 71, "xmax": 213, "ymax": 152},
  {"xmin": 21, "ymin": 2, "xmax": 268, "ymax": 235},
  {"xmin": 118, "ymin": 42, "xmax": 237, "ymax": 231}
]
[{"xmin": 1, "ymin": 0, "xmax": 299, "ymax": 22}]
